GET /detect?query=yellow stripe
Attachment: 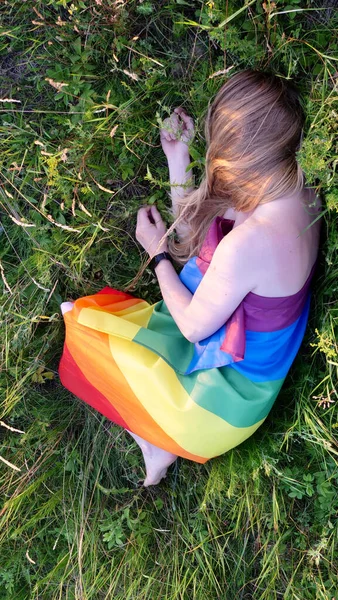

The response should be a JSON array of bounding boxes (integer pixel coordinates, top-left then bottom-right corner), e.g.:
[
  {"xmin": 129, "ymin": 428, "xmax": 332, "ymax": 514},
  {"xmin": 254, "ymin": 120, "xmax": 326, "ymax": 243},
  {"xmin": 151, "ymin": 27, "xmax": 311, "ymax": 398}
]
[
  {"xmin": 77, "ymin": 304, "xmax": 154, "ymax": 340},
  {"xmin": 108, "ymin": 334, "xmax": 264, "ymax": 459},
  {"xmin": 113, "ymin": 303, "xmax": 155, "ymax": 325}
]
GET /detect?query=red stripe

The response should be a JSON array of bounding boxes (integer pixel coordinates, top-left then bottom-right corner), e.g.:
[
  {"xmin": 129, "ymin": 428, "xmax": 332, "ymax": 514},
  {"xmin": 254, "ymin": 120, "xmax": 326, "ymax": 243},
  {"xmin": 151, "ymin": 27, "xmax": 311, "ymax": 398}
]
[
  {"xmin": 59, "ymin": 343, "xmax": 128, "ymax": 429},
  {"xmin": 97, "ymin": 286, "xmax": 135, "ymax": 298}
]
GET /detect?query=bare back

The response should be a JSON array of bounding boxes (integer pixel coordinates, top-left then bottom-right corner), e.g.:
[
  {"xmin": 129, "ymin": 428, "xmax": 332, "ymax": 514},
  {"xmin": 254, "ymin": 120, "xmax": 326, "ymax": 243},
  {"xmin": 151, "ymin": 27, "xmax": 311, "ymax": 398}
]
[{"xmin": 223, "ymin": 187, "xmax": 321, "ymax": 298}]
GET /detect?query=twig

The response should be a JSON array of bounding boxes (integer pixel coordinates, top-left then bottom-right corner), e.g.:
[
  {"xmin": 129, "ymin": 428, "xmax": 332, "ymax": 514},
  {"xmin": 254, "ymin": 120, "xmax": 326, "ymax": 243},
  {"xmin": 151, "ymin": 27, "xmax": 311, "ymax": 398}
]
[
  {"xmin": 0, "ymin": 455, "xmax": 21, "ymax": 472},
  {"xmin": 0, "ymin": 421, "xmax": 25, "ymax": 434},
  {"xmin": 0, "ymin": 260, "xmax": 12, "ymax": 294}
]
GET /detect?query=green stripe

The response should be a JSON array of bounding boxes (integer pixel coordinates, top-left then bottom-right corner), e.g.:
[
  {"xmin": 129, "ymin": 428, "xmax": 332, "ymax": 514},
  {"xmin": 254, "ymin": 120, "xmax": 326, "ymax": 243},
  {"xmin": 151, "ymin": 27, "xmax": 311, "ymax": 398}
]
[
  {"xmin": 133, "ymin": 300, "xmax": 193, "ymax": 372},
  {"xmin": 134, "ymin": 300, "xmax": 284, "ymax": 429},
  {"xmin": 177, "ymin": 366, "xmax": 284, "ymax": 428}
]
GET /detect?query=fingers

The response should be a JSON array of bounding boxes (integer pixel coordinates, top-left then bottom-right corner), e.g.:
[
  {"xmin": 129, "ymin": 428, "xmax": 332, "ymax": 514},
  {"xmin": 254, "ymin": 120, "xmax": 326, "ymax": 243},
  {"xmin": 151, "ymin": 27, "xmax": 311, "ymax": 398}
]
[
  {"xmin": 160, "ymin": 108, "xmax": 194, "ymax": 144},
  {"xmin": 174, "ymin": 107, "xmax": 194, "ymax": 130},
  {"xmin": 160, "ymin": 117, "xmax": 173, "ymax": 141},
  {"xmin": 168, "ymin": 113, "xmax": 180, "ymax": 140},
  {"xmin": 149, "ymin": 204, "xmax": 163, "ymax": 224},
  {"xmin": 174, "ymin": 107, "xmax": 194, "ymax": 143},
  {"xmin": 170, "ymin": 112, "xmax": 180, "ymax": 129},
  {"xmin": 160, "ymin": 129, "xmax": 172, "ymax": 142},
  {"xmin": 160, "ymin": 127, "xmax": 176, "ymax": 142},
  {"xmin": 136, "ymin": 205, "xmax": 150, "ymax": 227},
  {"xmin": 160, "ymin": 115, "xmax": 177, "ymax": 141},
  {"xmin": 160, "ymin": 113, "xmax": 181, "ymax": 140},
  {"xmin": 136, "ymin": 204, "xmax": 168, "ymax": 255},
  {"xmin": 137, "ymin": 205, "xmax": 164, "ymax": 227}
]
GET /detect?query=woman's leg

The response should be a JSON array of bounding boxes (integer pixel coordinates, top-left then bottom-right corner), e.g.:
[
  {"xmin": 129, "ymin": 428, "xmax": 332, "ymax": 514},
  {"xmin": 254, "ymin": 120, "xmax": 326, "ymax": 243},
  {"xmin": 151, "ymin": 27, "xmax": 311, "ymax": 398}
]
[
  {"xmin": 60, "ymin": 302, "xmax": 177, "ymax": 485},
  {"xmin": 127, "ymin": 430, "xmax": 177, "ymax": 486},
  {"xmin": 61, "ymin": 301, "xmax": 74, "ymax": 315}
]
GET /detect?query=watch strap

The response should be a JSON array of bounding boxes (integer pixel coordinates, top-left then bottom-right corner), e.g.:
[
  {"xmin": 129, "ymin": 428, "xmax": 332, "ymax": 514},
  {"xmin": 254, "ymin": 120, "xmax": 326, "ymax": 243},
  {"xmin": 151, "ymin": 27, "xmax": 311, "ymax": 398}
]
[{"xmin": 150, "ymin": 251, "xmax": 172, "ymax": 272}]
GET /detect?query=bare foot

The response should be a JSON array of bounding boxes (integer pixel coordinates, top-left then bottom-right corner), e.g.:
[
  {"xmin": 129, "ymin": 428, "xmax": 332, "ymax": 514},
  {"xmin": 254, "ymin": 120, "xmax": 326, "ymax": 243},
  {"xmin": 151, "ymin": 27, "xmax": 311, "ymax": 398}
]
[
  {"xmin": 61, "ymin": 301, "xmax": 74, "ymax": 316},
  {"xmin": 127, "ymin": 431, "xmax": 177, "ymax": 486}
]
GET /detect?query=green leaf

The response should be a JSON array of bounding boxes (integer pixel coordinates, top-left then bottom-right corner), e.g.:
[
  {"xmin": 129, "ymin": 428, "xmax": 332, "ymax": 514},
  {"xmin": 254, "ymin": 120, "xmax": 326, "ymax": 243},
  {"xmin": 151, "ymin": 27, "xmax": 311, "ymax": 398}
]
[{"xmin": 72, "ymin": 37, "xmax": 82, "ymax": 56}]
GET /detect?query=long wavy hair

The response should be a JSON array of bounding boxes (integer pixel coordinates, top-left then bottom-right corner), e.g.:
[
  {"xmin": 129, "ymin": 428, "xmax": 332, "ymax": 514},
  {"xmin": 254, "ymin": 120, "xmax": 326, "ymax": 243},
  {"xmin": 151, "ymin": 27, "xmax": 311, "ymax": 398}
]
[
  {"xmin": 126, "ymin": 69, "xmax": 305, "ymax": 289},
  {"xmin": 167, "ymin": 69, "xmax": 305, "ymax": 264}
]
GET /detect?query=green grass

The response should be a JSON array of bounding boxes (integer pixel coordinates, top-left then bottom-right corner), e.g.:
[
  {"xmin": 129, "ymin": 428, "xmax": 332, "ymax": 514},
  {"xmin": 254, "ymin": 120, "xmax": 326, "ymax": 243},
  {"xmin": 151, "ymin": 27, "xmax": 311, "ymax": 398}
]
[{"xmin": 0, "ymin": 1, "xmax": 337, "ymax": 598}]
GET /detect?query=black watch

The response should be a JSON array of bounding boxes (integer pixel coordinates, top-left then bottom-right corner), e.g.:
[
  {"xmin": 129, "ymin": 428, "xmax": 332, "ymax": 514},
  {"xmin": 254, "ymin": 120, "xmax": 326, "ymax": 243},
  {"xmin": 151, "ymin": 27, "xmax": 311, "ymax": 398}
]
[{"xmin": 150, "ymin": 251, "xmax": 173, "ymax": 273}]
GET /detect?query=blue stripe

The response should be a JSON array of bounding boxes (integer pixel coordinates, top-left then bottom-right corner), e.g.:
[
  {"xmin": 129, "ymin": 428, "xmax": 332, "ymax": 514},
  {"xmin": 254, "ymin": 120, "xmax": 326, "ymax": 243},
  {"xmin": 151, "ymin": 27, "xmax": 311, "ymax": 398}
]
[
  {"xmin": 179, "ymin": 256, "xmax": 202, "ymax": 293},
  {"xmin": 230, "ymin": 295, "xmax": 311, "ymax": 382},
  {"xmin": 180, "ymin": 255, "xmax": 311, "ymax": 380},
  {"xmin": 184, "ymin": 325, "xmax": 234, "ymax": 374}
]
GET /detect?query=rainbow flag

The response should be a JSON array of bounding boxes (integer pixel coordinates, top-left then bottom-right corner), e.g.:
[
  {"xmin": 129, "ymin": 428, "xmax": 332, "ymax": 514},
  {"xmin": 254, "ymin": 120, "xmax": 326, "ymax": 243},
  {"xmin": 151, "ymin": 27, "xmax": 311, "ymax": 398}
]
[{"xmin": 59, "ymin": 218, "xmax": 313, "ymax": 463}]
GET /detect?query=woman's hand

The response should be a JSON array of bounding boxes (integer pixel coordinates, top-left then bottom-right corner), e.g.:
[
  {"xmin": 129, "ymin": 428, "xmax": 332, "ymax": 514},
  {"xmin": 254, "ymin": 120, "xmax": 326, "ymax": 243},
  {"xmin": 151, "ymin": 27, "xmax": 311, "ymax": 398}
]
[
  {"xmin": 136, "ymin": 205, "xmax": 168, "ymax": 258},
  {"xmin": 160, "ymin": 107, "xmax": 194, "ymax": 162}
]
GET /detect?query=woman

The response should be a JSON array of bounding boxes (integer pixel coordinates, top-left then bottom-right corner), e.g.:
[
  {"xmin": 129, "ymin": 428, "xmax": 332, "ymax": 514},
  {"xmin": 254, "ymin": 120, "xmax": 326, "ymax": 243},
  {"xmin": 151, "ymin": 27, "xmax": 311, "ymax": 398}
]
[{"xmin": 59, "ymin": 70, "xmax": 321, "ymax": 486}]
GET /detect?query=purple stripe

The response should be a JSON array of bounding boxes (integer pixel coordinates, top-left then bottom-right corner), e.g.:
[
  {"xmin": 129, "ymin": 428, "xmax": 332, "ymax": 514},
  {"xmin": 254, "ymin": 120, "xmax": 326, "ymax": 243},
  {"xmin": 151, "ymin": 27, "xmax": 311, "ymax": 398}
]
[{"xmin": 243, "ymin": 266, "xmax": 314, "ymax": 332}]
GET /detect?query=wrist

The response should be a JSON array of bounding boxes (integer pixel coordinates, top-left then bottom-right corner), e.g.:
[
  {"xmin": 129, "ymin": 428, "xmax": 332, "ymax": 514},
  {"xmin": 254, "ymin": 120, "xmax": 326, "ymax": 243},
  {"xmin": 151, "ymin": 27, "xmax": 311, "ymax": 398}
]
[
  {"xmin": 149, "ymin": 243, "xmax": 168, "ymax": 257},
  {"xmin": 167, "ymin": 147, "xmax": 190, "ymax": 167},
  {"xmin": 168, "ymin": 164, "xmax": 192, "ymax": 189},
  {"xmin": 150, "ymin": 251, "xmax": 173, "ymax": 273}
]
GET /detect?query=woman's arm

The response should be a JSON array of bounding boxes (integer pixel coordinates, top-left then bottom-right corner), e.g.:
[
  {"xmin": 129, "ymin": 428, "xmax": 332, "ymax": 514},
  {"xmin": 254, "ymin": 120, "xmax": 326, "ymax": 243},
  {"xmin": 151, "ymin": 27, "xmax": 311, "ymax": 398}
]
[
  {"xmin": 168, "ymin": 151, "xmax": 193, "ymax": 218},
  {"xmin": 160, "ymin": 108, "xmax": 195, "ymax": 240},
  {"xmin": 153, "ymin": 229, "xmax": 256, "ymax": 343},
  {"xmin": 136, "ymin": 206, "xmax": 256, "ymax": 343}
]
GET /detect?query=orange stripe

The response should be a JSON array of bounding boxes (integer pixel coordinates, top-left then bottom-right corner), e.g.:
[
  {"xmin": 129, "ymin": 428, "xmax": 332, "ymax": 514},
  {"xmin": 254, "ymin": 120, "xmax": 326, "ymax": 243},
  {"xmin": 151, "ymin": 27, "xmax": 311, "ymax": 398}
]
[
  {"xmin": 74, "ymin": 294, "xmax": 144, "ymax": 313},
  {"xmin": 63, "ymin": 311, "xmax": 206, "ymax": 463}
]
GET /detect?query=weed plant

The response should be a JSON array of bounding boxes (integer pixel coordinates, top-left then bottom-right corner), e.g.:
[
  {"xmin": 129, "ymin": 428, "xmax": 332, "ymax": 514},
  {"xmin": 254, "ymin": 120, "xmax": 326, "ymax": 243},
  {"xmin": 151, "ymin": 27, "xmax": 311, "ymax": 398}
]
[{"xmin": 0, "ymin": 1, "xmax": 337, "ymax": 598}]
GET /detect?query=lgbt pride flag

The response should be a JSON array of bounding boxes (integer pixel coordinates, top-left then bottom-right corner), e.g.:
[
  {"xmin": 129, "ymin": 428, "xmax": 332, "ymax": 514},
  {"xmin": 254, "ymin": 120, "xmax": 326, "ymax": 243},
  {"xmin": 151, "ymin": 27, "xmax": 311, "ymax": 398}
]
[{"xmin": 59, "ymin": 218, "xmax": 313, "ymax": 463}]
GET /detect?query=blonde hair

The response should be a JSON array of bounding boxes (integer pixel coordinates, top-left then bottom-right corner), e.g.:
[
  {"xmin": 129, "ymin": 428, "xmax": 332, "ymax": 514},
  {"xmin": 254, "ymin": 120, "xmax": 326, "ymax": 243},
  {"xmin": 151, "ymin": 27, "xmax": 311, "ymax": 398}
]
[
  {"xmin": 168, "ymin": 69, "xmax": 305, "ymax": 265},
  {"xmin": 125, "ymin": 69, "xmax": 305, "ymax": 290}
]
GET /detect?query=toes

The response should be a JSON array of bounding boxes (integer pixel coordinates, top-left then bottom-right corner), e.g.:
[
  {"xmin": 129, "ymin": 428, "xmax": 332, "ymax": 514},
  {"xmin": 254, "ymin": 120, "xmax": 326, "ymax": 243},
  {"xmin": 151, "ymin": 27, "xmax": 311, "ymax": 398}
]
[
  {"xmin": 60, "ymin": 301, "xmax": 74, "ymax": 316},
  {"xmin": 143, "ymin": 468, "xmax": 168, "ymax": 487}
]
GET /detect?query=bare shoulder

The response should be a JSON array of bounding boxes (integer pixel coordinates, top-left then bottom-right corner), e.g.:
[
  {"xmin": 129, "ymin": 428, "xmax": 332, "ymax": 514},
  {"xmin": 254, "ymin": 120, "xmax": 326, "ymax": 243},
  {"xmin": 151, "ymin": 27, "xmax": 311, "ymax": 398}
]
[
  {"xmin": 214, "ymin": 186, "xmax": 322, "ymax": 297},
  {"xmin": 211, "ymin": 219, "xmax": 263, "ymax": 292},
  {"xmin": 234, "ymin": 190, "xmax": 321, "ymax": 295},
  {"xmin": 218, "ymin": 216, "xmax": 274, "ymax": 260}
]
